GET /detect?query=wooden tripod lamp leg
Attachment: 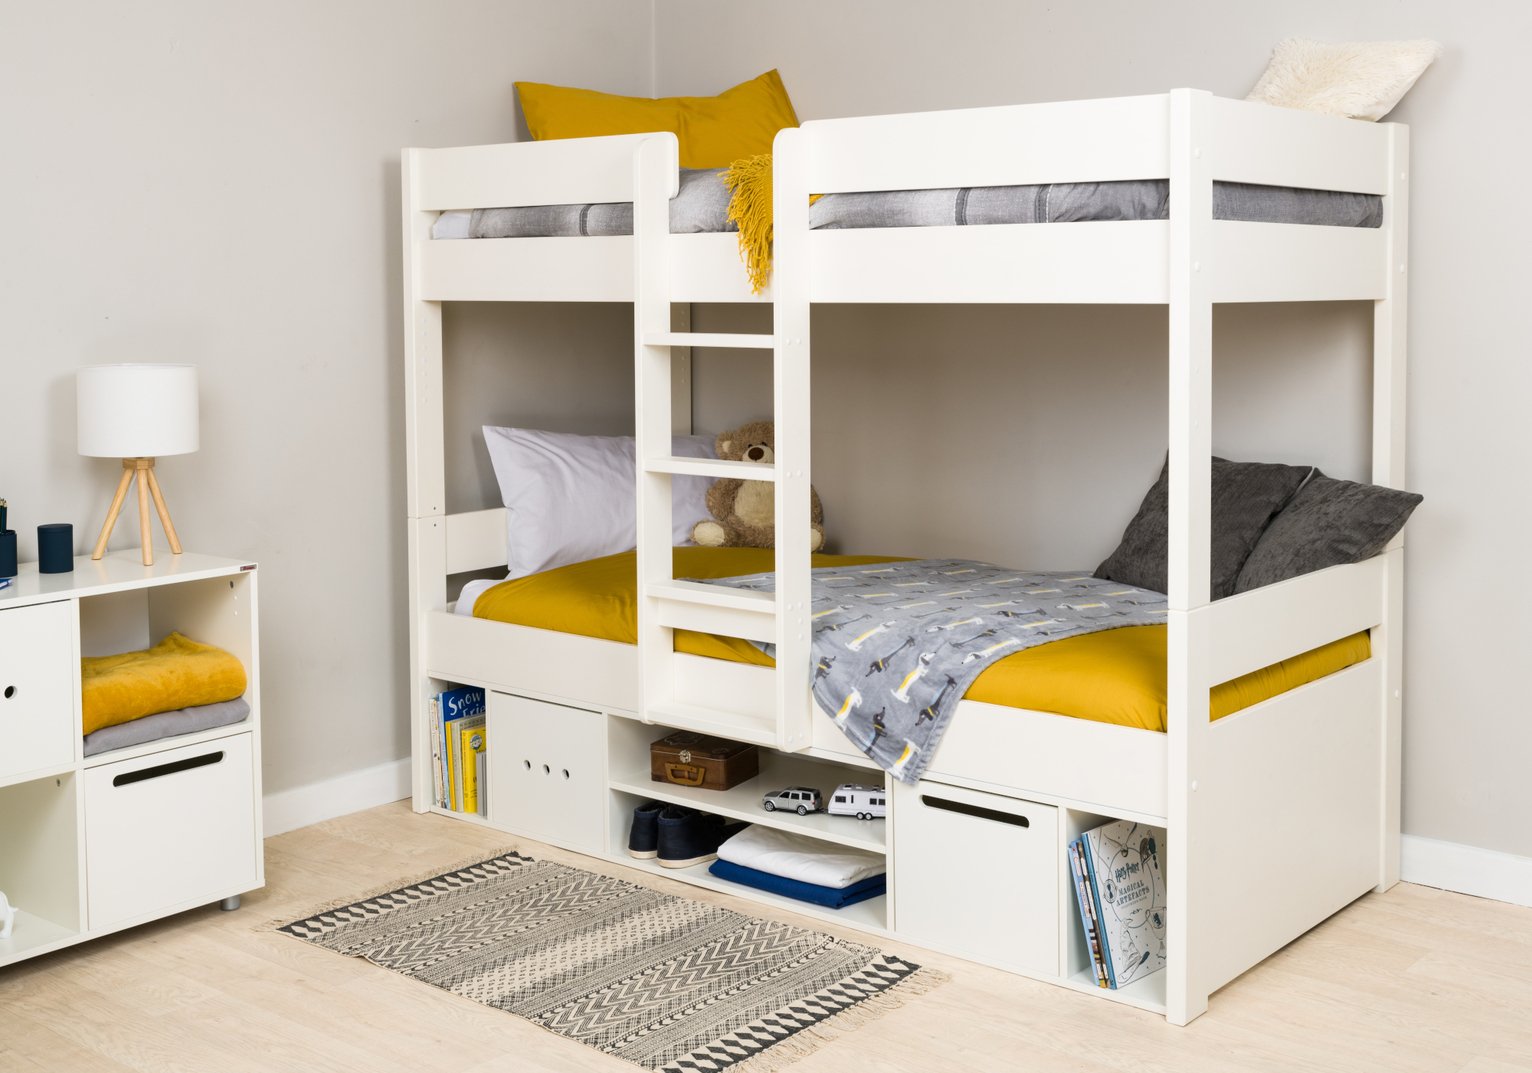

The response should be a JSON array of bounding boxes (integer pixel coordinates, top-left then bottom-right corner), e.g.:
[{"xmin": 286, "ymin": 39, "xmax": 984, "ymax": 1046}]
[
  {"xmin": 143, "ymin": 461, "xmax": 183, "ymax": 555},
  {"xmin": 91, "ymin": 460, "xmax": 136, "ymax": 561},
  {"xmin": 136, "ymin": 459, "xmax": 154, "ymax": 566}
]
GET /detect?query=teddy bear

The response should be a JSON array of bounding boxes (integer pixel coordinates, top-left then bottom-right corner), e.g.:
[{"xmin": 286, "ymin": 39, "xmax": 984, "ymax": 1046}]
[{"xmin": 691, "ymin": 420, "xmax": 825, "ymax": 551}]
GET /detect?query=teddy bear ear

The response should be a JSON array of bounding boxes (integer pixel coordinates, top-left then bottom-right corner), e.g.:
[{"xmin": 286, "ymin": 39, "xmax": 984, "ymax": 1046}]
[{"xmin": 718, "ymin": 439, "xmax": 733, "ymax": 457}]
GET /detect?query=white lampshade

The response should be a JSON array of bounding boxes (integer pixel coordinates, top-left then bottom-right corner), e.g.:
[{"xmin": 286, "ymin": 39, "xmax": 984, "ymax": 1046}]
[{"xmin": 77, "ymin": 364, "xmax": 200, "ymax": 458}]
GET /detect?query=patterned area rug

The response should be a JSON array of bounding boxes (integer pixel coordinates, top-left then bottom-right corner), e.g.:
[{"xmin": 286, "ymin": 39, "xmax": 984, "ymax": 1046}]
[{"xmin": 280, "ymin": 852, "xmax": 940, "ymax": 1072}]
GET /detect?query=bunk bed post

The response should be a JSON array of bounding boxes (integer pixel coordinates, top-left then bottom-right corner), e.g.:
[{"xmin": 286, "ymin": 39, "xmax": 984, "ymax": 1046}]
[
  {"xmin": 402, "ymin": 147, "xmax": 448, "ymax": 812},
  {"xmin": 1165, "ymin": 88, "xmax": 1215, "ymax": 1026},
  {"xmin": 771, "ymin": 126, "xmax": 814, "ymax": 752},
  {"xmin": 1372, "ymin": 124, "xmax": 1409, "ymax": 892},
  {"xmin": 634, "ymin": 135, "xmax": 680, "ymax": 723}
]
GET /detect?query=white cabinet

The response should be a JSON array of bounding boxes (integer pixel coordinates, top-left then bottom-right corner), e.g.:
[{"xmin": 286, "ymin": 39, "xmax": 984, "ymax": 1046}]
[
  {"xmin": 0, "ymin": 551, "xmax": 263, "ymax": 968},
  {"xmin": 0, "ymin": 600, "xmax": 76, "ymax": 781},
  {"xmin": 893, "ymin": 780, "xmax": 1060, "ymax": 977},
  {"xmin": 487, "ymin": 692, "xmax": 606, "ymax": 854}
]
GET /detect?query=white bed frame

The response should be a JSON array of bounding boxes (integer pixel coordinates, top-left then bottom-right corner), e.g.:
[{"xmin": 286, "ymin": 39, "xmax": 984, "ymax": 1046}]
[{"xmin": 402, "ymin": 89, "xmax": 1408, "ymax": 1025}]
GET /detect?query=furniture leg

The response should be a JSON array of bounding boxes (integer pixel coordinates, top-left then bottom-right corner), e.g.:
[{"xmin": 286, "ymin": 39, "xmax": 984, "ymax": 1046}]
[
  {"xmin": 219, "ymin": 895, "xmax": 241, "ymax": 911},
  {"xmin": 144, "ymin": 464, "xmax": 183, "ymax": 555},
  {"xmin": 136, "ymin": 460, "xmax": 153, "ymax": 566},
  {"xmin": 91, "ymin": 461, "xmax": 136, "ymax": 560}
]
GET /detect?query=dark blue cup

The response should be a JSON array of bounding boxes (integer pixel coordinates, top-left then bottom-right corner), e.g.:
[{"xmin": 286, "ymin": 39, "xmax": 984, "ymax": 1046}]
[
  {"xmin": 38, "ymin": 523, "xmax": 73, "ymax": 574},
  {"xmin": 0, "ymin": 530, "xmax": 15, "ymax": 578}
]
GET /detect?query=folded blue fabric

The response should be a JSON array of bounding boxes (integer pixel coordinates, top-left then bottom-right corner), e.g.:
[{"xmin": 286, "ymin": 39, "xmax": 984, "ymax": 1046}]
[{"xmin": 708, "ymin": 859, "xmax": 886, "ymax": 909}]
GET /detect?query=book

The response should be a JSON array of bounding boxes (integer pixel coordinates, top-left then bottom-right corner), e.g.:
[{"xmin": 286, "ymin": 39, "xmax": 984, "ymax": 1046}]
[
  {"xmin": 459, "ymin": 717, "xmax": 487, "ymax": 816},
  {"xmin": 1080, "ymin": 819, "xmax": 1167, "ymax": 989},
  {"xmin": 1068, "ymin": 838, "xmax": 1109, "ymax": 988},
  {"xmin": 436, "ymin": 686, "xmax": 486, "ymax": 812},
  {"xmin": 429, "ymin": 695, "xmax": 445, "ymax": 808},
  {"xmin": 475, "ymin": 747, "xmax": 488, "ymax": 817}
]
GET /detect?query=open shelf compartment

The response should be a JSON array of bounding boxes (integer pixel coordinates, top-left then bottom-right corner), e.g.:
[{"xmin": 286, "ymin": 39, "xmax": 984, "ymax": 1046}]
[{"xmin": 0, "ymin": 773, "xmax": 84, "ymax": 967}]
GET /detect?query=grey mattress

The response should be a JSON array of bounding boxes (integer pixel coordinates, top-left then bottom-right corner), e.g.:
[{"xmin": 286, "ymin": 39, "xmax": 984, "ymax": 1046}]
[{"xmin": 453, "ymin": 167, "xmax": 1382, "ymax": 239}]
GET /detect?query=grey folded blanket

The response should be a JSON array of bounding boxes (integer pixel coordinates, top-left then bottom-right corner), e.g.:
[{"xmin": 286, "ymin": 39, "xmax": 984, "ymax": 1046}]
[{"xmin": 83, "ymin": 696, "xmax": 251, "ymax": 757}]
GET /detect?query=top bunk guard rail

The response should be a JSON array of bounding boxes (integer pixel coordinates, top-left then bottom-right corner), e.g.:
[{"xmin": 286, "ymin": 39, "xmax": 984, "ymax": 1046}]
[
  {"xmin": 410, "ymin": 132, "xmax": 678, "ymax": 211},
  {"xmin": 796, "ymin": 92, "xmax": 1391, "ymax": 196}
]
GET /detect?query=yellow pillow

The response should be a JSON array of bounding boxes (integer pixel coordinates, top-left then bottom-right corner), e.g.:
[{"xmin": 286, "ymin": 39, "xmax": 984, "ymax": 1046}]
[{"xmin": 515, "ymin": 70, "xmax": 798, "ymax": 170}]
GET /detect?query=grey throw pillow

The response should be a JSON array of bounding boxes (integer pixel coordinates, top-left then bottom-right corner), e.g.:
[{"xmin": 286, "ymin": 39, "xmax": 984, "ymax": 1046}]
[
  {"xmin": 1233, "ymin": 472, "xmax": 1421, "ymax": 592},
  {"xmin": 1095, "ymin": 456, "xmax": 1312, "ymax": 599}
]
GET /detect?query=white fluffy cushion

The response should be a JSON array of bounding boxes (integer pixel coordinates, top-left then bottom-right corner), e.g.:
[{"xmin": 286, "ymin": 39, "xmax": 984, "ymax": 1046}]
[
  {"xmin": 1246, "ymin": 38, "xmax": 1441, "ymax": 121},
  {"xmin": 483, "ymin": 427, "xmax": 717, "ymax": 578}
]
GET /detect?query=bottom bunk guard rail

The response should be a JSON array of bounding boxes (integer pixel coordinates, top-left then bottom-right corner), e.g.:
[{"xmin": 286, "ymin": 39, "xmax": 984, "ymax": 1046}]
[{"xmin": 1201, "ymin": 553, "xmax": 1389, "ymax": 685}]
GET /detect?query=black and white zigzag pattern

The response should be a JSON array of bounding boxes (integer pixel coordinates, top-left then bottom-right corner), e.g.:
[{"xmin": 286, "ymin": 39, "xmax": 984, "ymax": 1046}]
[{"xmin": 281, "ymin": 854, "xmax": 932, "ymax": 1072}]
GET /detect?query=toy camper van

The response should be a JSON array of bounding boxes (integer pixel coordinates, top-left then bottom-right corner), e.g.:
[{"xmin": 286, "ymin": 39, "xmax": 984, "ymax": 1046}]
[{"xmin": 827, "ymin": 783, "xmax": 887, "ymax": 820}]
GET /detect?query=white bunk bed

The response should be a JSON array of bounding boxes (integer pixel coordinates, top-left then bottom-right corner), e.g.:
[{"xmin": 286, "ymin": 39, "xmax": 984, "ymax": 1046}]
[{"xmin": 402, "ymin": 89, "xmax": 1408, "ymax": 1025}]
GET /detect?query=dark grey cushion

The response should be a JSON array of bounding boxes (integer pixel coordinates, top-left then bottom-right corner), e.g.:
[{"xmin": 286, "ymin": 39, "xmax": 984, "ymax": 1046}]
[
  {"xmin": 1233, "ymin": 472, "xmax": 1421, "ymax": 592},
  {"xmin": 1095, "ymin": 456, "xmax": 1312, "ymax": 599}
]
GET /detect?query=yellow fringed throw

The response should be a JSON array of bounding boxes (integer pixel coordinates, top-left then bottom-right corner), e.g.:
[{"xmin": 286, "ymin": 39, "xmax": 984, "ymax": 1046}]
[
  {"xmin": 723, "ymin": 153, "xmax": 777, "ymax": 295},
  {"xmin": 81, "ymin": 631, "xmax": 248, "ymax": 735}
]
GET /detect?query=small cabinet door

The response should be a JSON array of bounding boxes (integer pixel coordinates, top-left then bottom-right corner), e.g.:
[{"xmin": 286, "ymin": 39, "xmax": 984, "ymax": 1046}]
[
  {"xmin": 487, "ymin": 693, "xmax": 605, "ymax": 854},
  {"xmin": 0, "ymin": 601, "xmax": 76, "ymax": 781},
  {"xmin": 893, "ymin": 780, "xmax": 1060, "ymax": 978},
  {"xmin": 84, "ymin": 733, "xmax": 258, "ymax": 930}
]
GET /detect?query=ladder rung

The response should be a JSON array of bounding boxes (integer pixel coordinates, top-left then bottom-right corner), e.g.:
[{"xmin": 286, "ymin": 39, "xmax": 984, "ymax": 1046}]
[
  {"xmin": 650, "ymin": 581, "xmax": 777, "ymax": 643},
  {"xmin": 648, "ymin": 580, "xmax": 777, "ymax": 613},
  {"xmin": 642, "ymin": 332, "xmax": 775, "ymax": 350},
  {"xmin": 643, "ymin": 703, "xmax": 779, "ymax": 747},
  {"xmin": 644, "ymin": 457, "xmax": 776, "ymax": 482}
]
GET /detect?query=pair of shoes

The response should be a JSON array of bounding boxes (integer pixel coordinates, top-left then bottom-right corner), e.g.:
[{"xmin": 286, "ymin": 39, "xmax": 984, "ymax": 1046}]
[
  {"xmin": 657, "ymin": 806, "xmax": 745, "ymax": 869},
  {"xmin": 626, "ymin": 801, "xmax": 745, "ymax": 868}
]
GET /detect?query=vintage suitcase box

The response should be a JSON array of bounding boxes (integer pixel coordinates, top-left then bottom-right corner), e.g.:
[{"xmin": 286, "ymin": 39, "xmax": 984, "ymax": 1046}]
[{"xmin": 649, "ymin": 730, "xmax": 760, "ymax": 791}]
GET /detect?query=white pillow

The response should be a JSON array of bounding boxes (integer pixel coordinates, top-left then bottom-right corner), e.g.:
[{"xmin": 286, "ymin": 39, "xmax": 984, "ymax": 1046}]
[
  {"xmin": 1246, "ymin": 38, "xmax": 1441, "ymax": 121},
  {"xmin": 482, "ymin": 427, "xmax": 716, "ymax": 578}
]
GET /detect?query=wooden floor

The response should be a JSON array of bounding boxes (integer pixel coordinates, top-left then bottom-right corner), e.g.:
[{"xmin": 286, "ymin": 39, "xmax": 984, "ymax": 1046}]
[{"xmin": 3, "ymin": 802, "xmax": 1528, "ymax": 1073}]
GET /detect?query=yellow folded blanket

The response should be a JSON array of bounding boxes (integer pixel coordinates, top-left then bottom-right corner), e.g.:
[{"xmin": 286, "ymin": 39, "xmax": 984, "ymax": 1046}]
[
  {"xmin": 472, "ymin": 548, "xmax": 1371, "ymax": 732},
  {"xmin": 81, "ymin": 632, "xmax": 248, "ymax": 736}
]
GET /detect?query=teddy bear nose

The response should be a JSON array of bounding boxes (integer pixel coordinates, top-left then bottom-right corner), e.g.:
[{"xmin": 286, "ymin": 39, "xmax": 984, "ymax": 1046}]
[{"xmin": 747, "ymin": 446, "xmax": 765, "ymax": 461}]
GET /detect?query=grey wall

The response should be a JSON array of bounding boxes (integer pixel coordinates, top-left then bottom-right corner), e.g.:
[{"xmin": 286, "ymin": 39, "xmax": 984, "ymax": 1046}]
[
  {"xmin": 655, "ymin": 1, "xmax": 1532, "ymax": 857},
  {"xmin": 0, "ymin": 0, "xmax": 648, "ymax": 795}
]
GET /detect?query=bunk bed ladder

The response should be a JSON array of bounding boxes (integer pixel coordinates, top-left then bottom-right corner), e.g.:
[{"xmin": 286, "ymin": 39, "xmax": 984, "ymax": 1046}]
[{"xmin": 631, "ymin": 134, "xmax": 815, "ymax": 752}]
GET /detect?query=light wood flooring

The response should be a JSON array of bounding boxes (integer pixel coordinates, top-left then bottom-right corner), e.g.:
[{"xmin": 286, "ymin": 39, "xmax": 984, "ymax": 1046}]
[{"xmin": 2, "ymin": 801, "xmax": 1528, "ymax": 1073}]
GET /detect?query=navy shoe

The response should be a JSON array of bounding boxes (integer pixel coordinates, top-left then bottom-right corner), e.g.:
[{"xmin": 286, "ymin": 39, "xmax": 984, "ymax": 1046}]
[
  {"xmin": 627, "ymin": 801, "xmax": 664, "ymax": 859},
  {"xmin": 657, "ymin": 807, "xmax": 746, "ymax": 869}
]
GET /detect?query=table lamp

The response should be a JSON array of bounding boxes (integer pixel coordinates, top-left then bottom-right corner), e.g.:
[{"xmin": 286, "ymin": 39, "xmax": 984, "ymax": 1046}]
[{"xmin": 77, "ymin": 364, "xmax": 199, "ymax": 567}]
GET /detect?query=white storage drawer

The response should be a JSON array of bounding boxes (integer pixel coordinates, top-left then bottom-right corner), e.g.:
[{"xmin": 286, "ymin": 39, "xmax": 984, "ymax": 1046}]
[
  {"xmin": 893, "ymin": 780, "xmax": 1059, "ymax": 977},
  {"xmin": 84, "ymin": 732, "xmax": 258, "ymax": 930},
  {"xmin": 487, "ymin": 693, "xmax": 605, "ymax": 854},
  {"xmin": 0, "ymin": 601, "xmax": 76, "ymax": 781}
]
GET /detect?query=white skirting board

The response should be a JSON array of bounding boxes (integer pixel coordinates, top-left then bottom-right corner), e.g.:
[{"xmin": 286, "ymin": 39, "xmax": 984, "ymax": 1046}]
[
  {"xmin": 262, "ymin": 759, "xmax": 411, "ymax": 837},
  {"xmin": 1401, "ymin": 834, "xmax": 1532, "ymax": 909}
]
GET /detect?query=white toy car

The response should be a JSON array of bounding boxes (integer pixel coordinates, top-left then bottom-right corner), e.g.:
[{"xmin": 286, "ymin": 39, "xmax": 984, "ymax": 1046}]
[
  {"xmin": 827, "ymin": 783, "xmax": 887, "ymax": 820},
  {"xmin": 762, "ymin": 786, "xmax": 823, "ymax": 815}
]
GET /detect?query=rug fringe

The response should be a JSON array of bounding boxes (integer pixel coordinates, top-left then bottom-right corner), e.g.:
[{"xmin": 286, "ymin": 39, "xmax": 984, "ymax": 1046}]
[
  {"xmin": 729, "ymin": 965, "xmax": 950, "ymax": 1073},
  {"xmin": 260, "ymin": 846, "xmax": 526, "ymax": 934}
]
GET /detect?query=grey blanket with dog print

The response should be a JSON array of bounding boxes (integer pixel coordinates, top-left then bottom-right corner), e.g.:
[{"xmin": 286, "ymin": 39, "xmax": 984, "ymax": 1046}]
[{"xmin": 702, "ymin": 560, "xmax": 1167, "ymax": 783}]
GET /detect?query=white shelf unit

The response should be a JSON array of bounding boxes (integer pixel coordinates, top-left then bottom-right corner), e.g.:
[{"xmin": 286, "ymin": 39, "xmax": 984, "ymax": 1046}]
[{"xmin": 0, "ymin": 551, "xmax": 263, "ymax": 969}]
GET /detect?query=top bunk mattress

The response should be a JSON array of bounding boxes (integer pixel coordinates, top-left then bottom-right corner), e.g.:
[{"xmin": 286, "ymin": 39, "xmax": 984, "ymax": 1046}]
[
  {"xmin": 458, "ymin": 547, "xmax": 1369, "ymax": 732},
  {"xmin": 431, "ymin": 168, "xmax": 1383, "ymax": 239}
]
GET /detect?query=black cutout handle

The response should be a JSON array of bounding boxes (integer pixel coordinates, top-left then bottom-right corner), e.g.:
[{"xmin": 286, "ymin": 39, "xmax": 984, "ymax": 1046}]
[
  {"xmin": 920, "ymin": 794, "xmax": 1030, "ymax": 828},
  {"xmin": 113, "ymin": 750, "xmax": 224, "ymax": 787}
]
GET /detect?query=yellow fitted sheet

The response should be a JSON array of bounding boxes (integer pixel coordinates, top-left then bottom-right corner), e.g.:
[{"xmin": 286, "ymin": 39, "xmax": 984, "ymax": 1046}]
[{"xmin": 472, "ymin": 548, "xmax": 1370, "ymax": 732}]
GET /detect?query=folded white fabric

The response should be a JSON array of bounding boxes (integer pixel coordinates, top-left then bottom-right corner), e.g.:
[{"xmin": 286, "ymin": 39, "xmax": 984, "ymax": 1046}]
[
  {"xmin": 431, "ymin": 210, "xmax": 472, "ymax": 239},
  {"xmin": 718, "ymin": 824, "xmax": 884, "ymax": 890}
]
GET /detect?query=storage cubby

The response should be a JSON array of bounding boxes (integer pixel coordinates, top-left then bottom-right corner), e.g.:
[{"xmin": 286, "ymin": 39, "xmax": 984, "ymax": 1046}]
[
  {"xmin": 607, "ymin": 716, "xmax": 886, "ymax": 855},
  {"xmin": 1058, "ymin": 807, "xmax": 1169, "ymax": 1013},
  {"xmin": 606, "ymin": 787, "xmax": 888, "ymax": 933},
  {"xmin": 486, "ymin": 691, "xmax": 605, "ymax": 854},
  {"xmin": 0, "ymin": 774, "xmax": 84, "ymax": 966}
]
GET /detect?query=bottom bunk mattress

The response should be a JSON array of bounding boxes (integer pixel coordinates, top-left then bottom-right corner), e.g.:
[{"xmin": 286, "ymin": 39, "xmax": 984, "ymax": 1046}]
[{"xmin": 460, "ymin": 548, "xmax": 1369, "ymax": 733}]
